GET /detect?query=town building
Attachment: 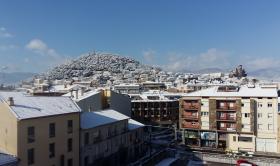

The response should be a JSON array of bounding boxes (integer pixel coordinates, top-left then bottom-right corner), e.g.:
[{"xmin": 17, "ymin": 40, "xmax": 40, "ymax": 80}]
[
  {"xmin": 130, "ymin": 91, "xmax": 180, "ymax": 127},
  {"xmin": 0, "ymin": 92, "xmax": 81, "ymax": 166},
  {"xmin": 113, "ymin": 84, "xmax": 140, "ymax": 94},
  {"xmin": 179, "ymin": 85, "xmax": 280, "ymax": 153},
  {"xmin": 80, "ymin": 109, "xmax": 146, "ymax": 166}
]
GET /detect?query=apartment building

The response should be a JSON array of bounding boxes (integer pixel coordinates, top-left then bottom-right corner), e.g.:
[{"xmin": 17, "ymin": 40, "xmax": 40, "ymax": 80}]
[
  {"xmin": 0, "ymin": 92, "xmax": 81, "ymax": 166},
  {"xmin": 113, "ymin": 84, "xmax": 140, "ymax": 94},
  {"xmin": 80, "ymin": 110, "xmax": 146, "ymax": 166},
  {"xmin": 179, "ymin": 85, "xmax": 280, "ymax": 153},
  {"xmin": 130, "ymin": 92, "xmax": 179, "ymax": 126},
  {"xmin": 65, "ymin": 88, "xmax": 132, "ymax": 117}
]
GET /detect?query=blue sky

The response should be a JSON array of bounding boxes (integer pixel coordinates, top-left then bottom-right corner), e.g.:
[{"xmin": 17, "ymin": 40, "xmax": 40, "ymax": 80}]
[{"xmin": 1, "ymin": 0, "xmax": 280, "ymax": 72}]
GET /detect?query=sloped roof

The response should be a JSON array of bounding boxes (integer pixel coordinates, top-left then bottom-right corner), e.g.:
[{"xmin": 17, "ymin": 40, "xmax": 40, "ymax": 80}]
[
  {"xmin": 81, "ymin": 109, "xmax": 129, "ymax": 129},
  {"xmin": 0, "ymin": 92, "xmax": 81, "ymax": 120}
]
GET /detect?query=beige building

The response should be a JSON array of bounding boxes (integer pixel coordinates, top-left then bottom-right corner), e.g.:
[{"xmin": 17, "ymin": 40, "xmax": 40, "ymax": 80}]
[
  {"xmin": 80, "ymin": 109, "xmax": 146, "ymax": 166},
  {"xmin": 0, "ymin": 92, "xmax": 81, "ymax": 166},
  {"xmin": 179, "ymin": 85, "xmax": 280, "ymax": 153}
]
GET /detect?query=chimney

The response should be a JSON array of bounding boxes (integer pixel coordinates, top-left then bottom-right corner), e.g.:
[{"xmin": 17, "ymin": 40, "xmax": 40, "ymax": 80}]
[
  {"xmin": 70, "ymin": 90, "xmax": 73, "ymax": 97},
  {"xmin": 81, "ymin": 87, "xmax": 85, "ymax": 96},
  {"xmin": 7, "ymin": 97, "xmax": 14, "ymax": 106},
  {"xmin": 75, "ymin": 90, "xmax": 78, "ymax": 99}
]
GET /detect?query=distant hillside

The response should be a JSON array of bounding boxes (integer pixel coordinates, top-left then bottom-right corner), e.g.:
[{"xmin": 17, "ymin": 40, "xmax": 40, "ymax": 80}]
[
  {"xmin": 194, "ymin": 68, "xmax": 226, "ymax": 74},
  {"xmin": 0, "ymin": 72, "xmax": 36, "ymax": 85},
  {"xmin": 46, "ymin": 52, "xmax": 160, "ymax": 80},
  {"xmin": 248, "ymin": 68, "xmax": 280, "ymax": 81}
]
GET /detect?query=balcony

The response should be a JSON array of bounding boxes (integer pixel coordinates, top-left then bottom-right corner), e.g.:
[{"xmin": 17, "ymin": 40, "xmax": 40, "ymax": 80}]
[
  {"xmin": 218, "ymin": 123, "xmax": 236, "ymax": 131},
  {"xmin": 181, "ymin": 113, "xmax": 199, "ymax": 120},
  {"xmin": 183, "ymin": 103, "xmax": 200, "ymax": 110},
  {"xmin": 182, "ymin": 122, "xmax": 200, "ymax": 129},
  {"xmin": 216, "ymin": 105, "xmax": 236, "ymax": 111},
  {"xmin": 218, "ymin": 134, "xmax": 227, "ymax": 141},
  {"xmin": 217, "ymin": 114, "xmax": 236, "ymax": 121}
]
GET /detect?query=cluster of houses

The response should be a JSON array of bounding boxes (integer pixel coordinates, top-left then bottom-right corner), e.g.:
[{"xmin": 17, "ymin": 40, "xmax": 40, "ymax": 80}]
[{"xmin": 1, "ymin": 74, "xmax": 280, "ymax": 165}]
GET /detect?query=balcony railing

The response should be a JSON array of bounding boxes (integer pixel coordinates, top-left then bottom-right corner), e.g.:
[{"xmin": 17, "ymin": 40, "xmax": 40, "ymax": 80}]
[
  {"xmin": 216, "ymin": 105, "xmax": 237, "ymax": 111},
  {"xmin": 183, "ymin": 102, "xmax": 200, "ymax": 110},
  {"xmin": 217, "ymin": 115, "xmax": 236, "ymax": 121},
  {"xmin": 218, "ymin": 124, "xmax": 236, "ymax": 131},
  {"xmin": 181, "ymin": 114, "xmax": 199, "ymax": 119},
  {"xmin": 182, "ymin": 122, "xmax": 200, "ymax": 129}
]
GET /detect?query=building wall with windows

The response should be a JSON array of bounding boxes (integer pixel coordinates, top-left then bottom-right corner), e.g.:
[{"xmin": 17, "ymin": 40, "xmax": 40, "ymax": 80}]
[
  {"xmin": 80, "ymin": 110, "xmax": 146, "ymax": 166},
  {"xmin": 17, "ymin": 113, "xmax": 80, "ymax": 166},
  {"xmin": 0, "ymin": 92, "xmax": 81, "ymax": 166},
  {"xmin": 0, "ymin": 102, "xmax": 18, "ymax": 156},
  {"xmin": 179, "ymin": 85, "xmax": 280, "ymax": 153}
]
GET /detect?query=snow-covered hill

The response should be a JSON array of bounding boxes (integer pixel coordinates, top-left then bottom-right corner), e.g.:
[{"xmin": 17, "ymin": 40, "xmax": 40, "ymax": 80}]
[{"xmin": 45, "ymin": 52, "xmax": 160, "ymax": 80}]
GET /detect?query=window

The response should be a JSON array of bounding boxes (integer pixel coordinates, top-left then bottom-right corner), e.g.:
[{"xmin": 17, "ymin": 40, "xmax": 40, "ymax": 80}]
[
  {"xmin": 60, "ymin": 155, "xmax": 65, "ymax": 166},
  {"xmin": 84, "ymin": 156, "xmax": 89, "ymax": 166},
  {"xmin": 241, "ymin": 103, "xmax": 244, "ymax": 107},
  {"xmin": 84, "ymin": 132, "xmax": 89, "ymax": 145},
  {"xmin": 268, "ymin": 113, "xmax": 273, "ymax": 118},
  {"xmin": 49, "ymin": 143, "xmax": 55, "ymax": 158},
  {"xmin": 229, "ymin": 102, "xmax": 234, "ymax": 108},
  {"xmin": 49, "ymin": 123, "xmax": 55, "ymax": 138},
  {"xmin": 268, "ymin": 103, "xmax": 273, "ymax": 107},
  {"xmin": 258, "ymin": 113, "xmax": 262, "ymax": 118},
  {"xmin": 67, "ymin": 138, "xmax": 72, "ymax": 152},
  {"xmin": 201, "ymin": 112, "xmax": 208, "ymax": 116},
  {"xmin": 258, "ymin": 124, "xmax": 262, "ymax": 130},
  {"xmin": 28, "ymin": 148, "xmax": 34, "ymax": 165},
  {"xmin": 67, "ymin": 158, "xmax": 73, "ymax": 166},
  {"xmin": 233, "ymin": 136, "xmax": 236, "ymax": 142},
  {"xmin": 229, "ymin": 113, "xmax": 235, "ymax": 118},
  {"xmin": 243, "ymin": 113, "xmax": 250, "ymax": 118},
  {"xmin": 238, "ymin": 136, "xmax": 252, "ymax": 142},
  {"xmin": 220, "ymin": 123, "xmax": 225, "ymax": 127},
  {"xmin": 220, "ymin": 102, "xmax": 225, "ymax": 107},
  {"xmin": 258, "ymin": 103, "xmax": 263, "ymax": 107},
  {"xmin": 67, "ymin": 120, "xmax": 73, "ymax": 134},
  {"xmin": 268, "ymin": 124, "xmax": 273, "ymax": 130},
  {"xmin": 93, "ymin": 131, "xmax": 100, "ymax": 143},
  {"xmin": 28, "ymin": 126, "xmax": 35, "ymax": 143}
]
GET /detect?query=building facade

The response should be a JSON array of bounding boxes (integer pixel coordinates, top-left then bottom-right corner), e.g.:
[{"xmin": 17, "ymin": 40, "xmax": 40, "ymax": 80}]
[
  {"xmin": 130, "ymin": 93, "xmax": 179, "ymax": 127},
  {"xmin": 179, "ymin": 85, "xmax": 280, "ymax": 153},
  {"xmin": 0, "ymin": 92, "xmax": 81, "ymax": 166},
  {"xmin": 80, "ymin": 110, "xmax": 146, "ymax": 166}
]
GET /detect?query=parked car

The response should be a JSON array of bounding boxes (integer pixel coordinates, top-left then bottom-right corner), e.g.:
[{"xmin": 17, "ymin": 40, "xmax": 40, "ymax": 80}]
[{"xmin": 237, "ymin": 159, "xmax": 257, "ymax": 166}]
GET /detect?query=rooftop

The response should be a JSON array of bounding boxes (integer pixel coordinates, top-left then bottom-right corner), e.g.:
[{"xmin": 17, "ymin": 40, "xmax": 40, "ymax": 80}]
[
  {"xmin": 128, "ymin": 119, "xmax": 145, "ymax": 130},
  {"xmin": 0, "ymin": 153, "xmax": 17, "ymax": 165},
  {"xmin": 185, "ymin": 85, "xmax": 278, "ymax": 98},
  {"xmin": 63, "ymin": 89, "xmax": 100, "ymax": 102},
  {"xmin": 81, "ymin": 109, "xmax": 130, "ymax": 129},
  {"xmin": 0, "ymin": 92, "xmax": 81, "ymax": 120}
]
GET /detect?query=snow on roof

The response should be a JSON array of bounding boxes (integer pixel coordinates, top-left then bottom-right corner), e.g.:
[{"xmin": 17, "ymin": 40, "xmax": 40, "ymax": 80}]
[
  {"xmin": 0, "ymin": 92, "xmax": 81, "ymax": 120},
  {"xmin": 185, "ymin": 85, "xmax": 277, "ymax": 98},
  {"xmin": 0, "ymin": 153, "xmax": 17, "ymax": 165},
  {"xmin": 128, "ymin": 119, "xmax": 144, "ymax": 130},
  {"xmin": 63, "ymin": 89, "xmax": 100, "ymax": 102},
  {"xmin": 81, "ymin": 109, "xmax": 130, "ymax": 129}
]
